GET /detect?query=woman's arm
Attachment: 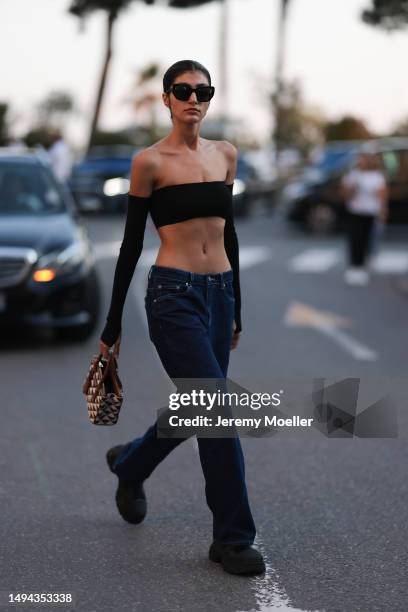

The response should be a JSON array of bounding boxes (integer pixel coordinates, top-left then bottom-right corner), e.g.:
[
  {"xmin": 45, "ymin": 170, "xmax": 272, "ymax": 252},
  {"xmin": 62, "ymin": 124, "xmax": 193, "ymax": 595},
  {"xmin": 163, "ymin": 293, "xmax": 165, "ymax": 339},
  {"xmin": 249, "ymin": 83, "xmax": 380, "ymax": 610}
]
[
  {"xmin": 100, "ymin": 150, "xmax": 156, "ymax": 348},
  {"xmin": 220, "ymin": 140, "xmax": 242, "ymax": 334}
]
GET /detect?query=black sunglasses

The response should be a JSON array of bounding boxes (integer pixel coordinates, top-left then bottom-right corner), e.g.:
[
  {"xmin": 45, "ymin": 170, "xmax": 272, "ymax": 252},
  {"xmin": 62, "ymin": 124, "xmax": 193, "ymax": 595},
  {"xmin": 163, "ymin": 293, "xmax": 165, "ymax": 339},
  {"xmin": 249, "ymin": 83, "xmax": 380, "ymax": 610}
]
[{"xmin": 166, "ymin": 83, "xmax": 215, "ymax": 103}]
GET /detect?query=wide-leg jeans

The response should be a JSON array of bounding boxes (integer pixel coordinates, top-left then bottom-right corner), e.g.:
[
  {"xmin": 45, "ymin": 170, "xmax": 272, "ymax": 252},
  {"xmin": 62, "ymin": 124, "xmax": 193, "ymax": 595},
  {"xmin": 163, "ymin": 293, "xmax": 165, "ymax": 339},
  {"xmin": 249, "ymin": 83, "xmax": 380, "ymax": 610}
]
[{"xmin": 111, "ymin": 264, "xmax": 256, "ymax": 546}]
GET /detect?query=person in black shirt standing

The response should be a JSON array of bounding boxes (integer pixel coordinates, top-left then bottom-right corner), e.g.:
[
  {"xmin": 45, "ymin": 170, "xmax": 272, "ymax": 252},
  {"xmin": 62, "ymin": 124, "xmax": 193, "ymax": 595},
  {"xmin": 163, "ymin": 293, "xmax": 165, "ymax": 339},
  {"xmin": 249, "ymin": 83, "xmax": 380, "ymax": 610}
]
[{"xmin": 99, "ymin": 60, "xmax": 264, "ymax": 576}]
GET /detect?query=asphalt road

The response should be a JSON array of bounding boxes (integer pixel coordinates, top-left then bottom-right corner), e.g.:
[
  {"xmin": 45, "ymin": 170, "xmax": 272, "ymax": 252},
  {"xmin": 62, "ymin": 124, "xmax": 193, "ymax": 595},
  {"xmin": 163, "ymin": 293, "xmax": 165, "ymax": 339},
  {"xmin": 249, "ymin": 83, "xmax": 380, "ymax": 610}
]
[{"xmin": 2, "ymin": 204, "xmax": 408, "ymax": 612}]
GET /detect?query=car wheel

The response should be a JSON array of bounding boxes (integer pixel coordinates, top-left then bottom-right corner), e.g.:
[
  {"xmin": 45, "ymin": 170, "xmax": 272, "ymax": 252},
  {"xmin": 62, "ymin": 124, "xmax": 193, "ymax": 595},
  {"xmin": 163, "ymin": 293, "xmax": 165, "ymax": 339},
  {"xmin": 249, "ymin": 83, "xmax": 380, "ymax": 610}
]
[
  {"xmin": 305, "ymin": 203, "xmax": 337, "ymax": 234},
  {"xmin": 55, "ymin": 268, "xmax": 100, "ymax": 342}
]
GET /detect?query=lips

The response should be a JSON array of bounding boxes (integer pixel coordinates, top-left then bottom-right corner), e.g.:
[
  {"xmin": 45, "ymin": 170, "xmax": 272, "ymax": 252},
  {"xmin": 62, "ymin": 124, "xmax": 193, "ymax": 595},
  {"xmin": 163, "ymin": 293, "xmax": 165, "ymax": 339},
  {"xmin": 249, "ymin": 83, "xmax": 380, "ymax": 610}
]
[{"xmin": 186, "ymin": 109, "xmax": 200, "ymax": 114}]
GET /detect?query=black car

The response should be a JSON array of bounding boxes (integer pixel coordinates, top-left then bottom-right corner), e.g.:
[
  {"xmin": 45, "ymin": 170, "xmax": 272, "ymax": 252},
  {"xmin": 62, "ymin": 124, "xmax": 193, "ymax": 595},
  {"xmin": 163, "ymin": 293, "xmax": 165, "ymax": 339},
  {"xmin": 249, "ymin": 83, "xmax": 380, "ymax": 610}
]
[
  {"xmin": 0, "ymin": 148, "xmax": 100, "ymax": 340},
  {"xmin": 69, "ymin": 145, "xmax": 141, "ymax": 213},
  {"xmin": 231, "ymin": 153, "xmax": 259, "ymax": 218},
  {"xmin": 283, "ymin": 138, "xmax": 408, "ymax": 234}
]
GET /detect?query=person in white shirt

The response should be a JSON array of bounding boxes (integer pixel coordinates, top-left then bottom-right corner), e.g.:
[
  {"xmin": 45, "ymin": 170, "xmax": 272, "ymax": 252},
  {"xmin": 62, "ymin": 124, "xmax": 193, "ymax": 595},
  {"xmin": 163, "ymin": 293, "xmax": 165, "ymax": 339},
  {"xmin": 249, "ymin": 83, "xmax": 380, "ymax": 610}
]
[
  {"xmin": 47, "ymin": 128, "xmax": 73, "ymax": 183},
  {"xmin": 341, "ymin": 151, "xmax": 388, "ymax": 285}
]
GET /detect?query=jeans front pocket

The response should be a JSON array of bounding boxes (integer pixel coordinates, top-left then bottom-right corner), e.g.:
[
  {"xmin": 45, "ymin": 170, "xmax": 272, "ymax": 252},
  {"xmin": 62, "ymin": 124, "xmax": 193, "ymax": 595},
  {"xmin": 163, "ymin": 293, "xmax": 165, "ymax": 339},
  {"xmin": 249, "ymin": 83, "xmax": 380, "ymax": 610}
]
[
  {"xmin": 146, "ymin": 279, "xmax": 192, "ymax": 304},
  {"xmin": 224, "ymin": 281, "xmax": 235, "ymax": 303}
]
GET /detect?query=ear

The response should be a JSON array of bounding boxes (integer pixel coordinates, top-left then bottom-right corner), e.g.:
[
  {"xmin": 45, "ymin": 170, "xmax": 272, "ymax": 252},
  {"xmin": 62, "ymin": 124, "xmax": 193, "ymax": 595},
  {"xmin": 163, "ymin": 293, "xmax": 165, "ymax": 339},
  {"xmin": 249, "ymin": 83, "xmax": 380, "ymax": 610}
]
[{"xmin": 162, "ymin": 92, "xmax": 169, "ymax": 109}]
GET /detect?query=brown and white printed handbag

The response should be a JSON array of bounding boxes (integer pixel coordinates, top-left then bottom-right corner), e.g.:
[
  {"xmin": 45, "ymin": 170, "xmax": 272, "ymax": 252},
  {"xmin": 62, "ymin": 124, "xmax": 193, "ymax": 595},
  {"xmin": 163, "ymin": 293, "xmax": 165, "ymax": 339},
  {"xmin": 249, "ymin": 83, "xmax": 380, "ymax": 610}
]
[{"xmin": 82, "ymin": 352, "xmax": 123, "ymax": 425}]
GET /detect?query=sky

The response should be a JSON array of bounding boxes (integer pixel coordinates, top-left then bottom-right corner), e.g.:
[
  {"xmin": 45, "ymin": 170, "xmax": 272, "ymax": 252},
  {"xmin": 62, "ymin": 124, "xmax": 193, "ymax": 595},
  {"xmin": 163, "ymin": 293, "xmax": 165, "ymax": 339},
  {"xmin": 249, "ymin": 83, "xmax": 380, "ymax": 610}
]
[{"xmin": 2, "ymin": 0, "xmax": 408, "ymax": 149}]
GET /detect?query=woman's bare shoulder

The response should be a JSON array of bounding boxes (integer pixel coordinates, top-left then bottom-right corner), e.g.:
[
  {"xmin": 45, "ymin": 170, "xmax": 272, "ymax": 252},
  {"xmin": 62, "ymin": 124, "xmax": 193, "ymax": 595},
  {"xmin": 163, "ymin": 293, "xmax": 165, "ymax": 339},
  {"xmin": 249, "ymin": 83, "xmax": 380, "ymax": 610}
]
[
  {"xmin": 216, "ymin": 140, "xmax": 238, "ymax": 161},
  {"xmin": 216, "ymin": 140, "xmax": 237, "ymax": 181},
  {"xmin": 130, "ymin": 147, "xmax": 162, "ymax": 196},
  {"xmin": 132, "ymin": 145, "xmax": 162, "ymax": 170}
]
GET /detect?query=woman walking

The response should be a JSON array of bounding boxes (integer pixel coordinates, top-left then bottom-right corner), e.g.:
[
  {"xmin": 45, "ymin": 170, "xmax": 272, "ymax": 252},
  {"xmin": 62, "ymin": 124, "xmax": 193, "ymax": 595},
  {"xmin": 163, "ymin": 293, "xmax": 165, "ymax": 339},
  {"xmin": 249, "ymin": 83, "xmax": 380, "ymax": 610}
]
[
  {"xmin": 341, "ymin": 150, "xmax": 388, "ymax": 285},
  {"xmin": 99, "ymin": 60, "xmax": 265, "ymax": 576}
]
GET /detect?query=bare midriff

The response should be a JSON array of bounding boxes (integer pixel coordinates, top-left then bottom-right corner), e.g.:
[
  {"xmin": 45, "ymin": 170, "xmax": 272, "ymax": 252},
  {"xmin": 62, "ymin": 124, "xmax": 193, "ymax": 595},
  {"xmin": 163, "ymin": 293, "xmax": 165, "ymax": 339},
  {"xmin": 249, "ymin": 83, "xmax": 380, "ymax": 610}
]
[{"xmin": 155, "ymin": 216, "xmax": 232, "ymax": 274}]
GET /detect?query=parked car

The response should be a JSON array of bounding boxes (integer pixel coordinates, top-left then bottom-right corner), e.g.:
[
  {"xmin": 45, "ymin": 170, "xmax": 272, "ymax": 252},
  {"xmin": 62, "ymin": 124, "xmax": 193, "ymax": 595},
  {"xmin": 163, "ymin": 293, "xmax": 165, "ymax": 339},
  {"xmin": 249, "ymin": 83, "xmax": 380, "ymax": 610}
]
[
  {"xmin": 283, "ymin": 138, "xmax": 408, "ymax": 234},
  {"xmin": 0, "ymin": 147, "xmax": 100, "ymax": 340},
  {"xmin": 232, "ymin": 153, "xmax": 258, "ymax": 217},
  {"xmin": 69, "ymin": 146, "xmax": 141, "ymax": 213}
]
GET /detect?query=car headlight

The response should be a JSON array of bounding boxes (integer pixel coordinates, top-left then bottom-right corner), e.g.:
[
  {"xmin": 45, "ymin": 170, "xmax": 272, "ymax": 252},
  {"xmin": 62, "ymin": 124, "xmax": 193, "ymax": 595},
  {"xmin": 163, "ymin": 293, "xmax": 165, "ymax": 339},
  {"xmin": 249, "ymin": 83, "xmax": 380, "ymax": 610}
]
[
  {"xmin": 34, "ymin": 241, "xmax": 89, "ymax": 281},
  {"xmin": 103, "ymin": 177, "xmax": 130, "ymax": 197},
  {"xmin": 233, "ymin": 178, "xmax": 246, "ymax": 196}
]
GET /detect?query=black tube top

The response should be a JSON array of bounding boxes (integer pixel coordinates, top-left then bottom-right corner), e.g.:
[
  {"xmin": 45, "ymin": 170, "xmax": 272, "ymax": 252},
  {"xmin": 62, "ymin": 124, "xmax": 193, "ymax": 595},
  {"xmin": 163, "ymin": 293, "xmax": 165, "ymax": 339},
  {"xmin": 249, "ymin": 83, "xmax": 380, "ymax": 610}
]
[
  {"xmin": 150, "ymin": 180, "xmax": 233, "ymax": 228},
  {"xmin": 100, "ymin": 181, "xmax": 242, "ymax": 346}
]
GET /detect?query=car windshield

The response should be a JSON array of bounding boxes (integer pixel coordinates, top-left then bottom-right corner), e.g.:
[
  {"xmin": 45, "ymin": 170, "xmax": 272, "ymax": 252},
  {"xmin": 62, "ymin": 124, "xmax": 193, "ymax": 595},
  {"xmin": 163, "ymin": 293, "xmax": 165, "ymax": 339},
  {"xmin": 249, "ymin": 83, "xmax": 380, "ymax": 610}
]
[
  {"xmin": 0, "ymin": 162, "xmax": 66, "ymax": 215},
  {"xmin": 72, "ymin": 157, "xmax": 132, "ymax": 178},
  {"xmin": 313, "ymin": 147, "xmax": 356, "ymax": 173}
]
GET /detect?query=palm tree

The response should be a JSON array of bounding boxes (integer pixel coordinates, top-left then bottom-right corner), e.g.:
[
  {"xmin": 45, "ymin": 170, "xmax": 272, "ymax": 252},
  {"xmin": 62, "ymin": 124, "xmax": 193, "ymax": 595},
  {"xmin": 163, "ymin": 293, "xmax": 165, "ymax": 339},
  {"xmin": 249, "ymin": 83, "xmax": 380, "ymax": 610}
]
[
  {"xmin": 273, "ymin": 0, "xmax": 291, "ymax": 158},
  {"xmin": 69, "ymin": 0, "xmax": 220, "ymax": 153},
  {"xmin": 218, "ymin": 0, "xmax": 230, "ymax": 136},
  {"xmin": 124, "ymin": 62, "xmax": 163, "ymax": 141},
  {"xmin": 362, "ymin": 0, "xmax": 408, "ymax": 30}
]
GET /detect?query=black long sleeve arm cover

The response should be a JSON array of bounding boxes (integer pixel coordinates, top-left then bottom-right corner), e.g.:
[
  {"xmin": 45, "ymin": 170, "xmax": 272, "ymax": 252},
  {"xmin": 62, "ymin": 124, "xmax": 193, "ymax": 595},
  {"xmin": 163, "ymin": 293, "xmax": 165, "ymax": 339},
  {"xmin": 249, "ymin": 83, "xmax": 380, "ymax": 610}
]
[
  {"xmin": 100, "ymin": 194, "xmax": 150, "ymax": 347},
  {"xmin": 225, "ymin": 182, "xmax": 242, "ymax": 332}
]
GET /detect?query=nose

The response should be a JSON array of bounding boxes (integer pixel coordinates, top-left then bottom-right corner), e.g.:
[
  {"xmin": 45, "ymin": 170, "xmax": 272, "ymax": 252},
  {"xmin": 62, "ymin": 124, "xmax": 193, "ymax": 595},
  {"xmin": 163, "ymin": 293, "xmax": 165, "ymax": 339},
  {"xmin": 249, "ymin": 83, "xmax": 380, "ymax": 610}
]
[{"xmin": 188, "ymin": 90, "xmax": 198, "ymax": 102}]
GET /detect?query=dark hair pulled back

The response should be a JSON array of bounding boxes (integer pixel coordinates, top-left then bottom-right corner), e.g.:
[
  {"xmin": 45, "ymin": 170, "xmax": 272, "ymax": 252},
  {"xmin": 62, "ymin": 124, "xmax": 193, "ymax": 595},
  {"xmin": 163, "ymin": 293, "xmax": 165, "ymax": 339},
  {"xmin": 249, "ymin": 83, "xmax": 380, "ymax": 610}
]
[{"xmin": 163, "ymin": 60, "xmax": 211, "ymax": 93}]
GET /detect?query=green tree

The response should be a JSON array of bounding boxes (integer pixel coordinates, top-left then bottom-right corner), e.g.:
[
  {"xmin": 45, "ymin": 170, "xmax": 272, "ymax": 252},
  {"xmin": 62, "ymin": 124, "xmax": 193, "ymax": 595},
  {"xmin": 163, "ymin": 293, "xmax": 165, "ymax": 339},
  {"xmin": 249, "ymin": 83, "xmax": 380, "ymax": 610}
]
[
  {"xmin": 324, "ymin": 116, "xmax": 374, "ymax": 141},
  {"xmin": 69, "ymin": 0, "xmax": 219, "ymax": 154},
  {"xmin": 362, "ymin": 0, "xmax": 408, "ymax": 30},
  {"xmin": 0, "ymin": 103, "xmax": 10, "ymax": 145},
  {"xmin": 390, "ymin": 115, "xmax": 408, "ymax": 136},
  {"xmin": 124, "ymin": 62, "xmax": 163, "ymax": 142},
  {"xmin": 270, "ymin": 79, "xmax": 325, "ymax": 156},
  {"xmin": 37, "ymin": 90, "xmax": 76, "ymax": 129}
]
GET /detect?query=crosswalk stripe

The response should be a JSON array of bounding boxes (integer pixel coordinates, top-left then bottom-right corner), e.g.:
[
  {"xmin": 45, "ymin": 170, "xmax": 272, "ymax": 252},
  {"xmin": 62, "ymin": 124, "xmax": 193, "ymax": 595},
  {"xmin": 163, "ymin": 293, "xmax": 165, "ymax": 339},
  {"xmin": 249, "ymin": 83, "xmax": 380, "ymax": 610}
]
[
  {"xmin": 370, "ymin": 251, "xmax": 408, "ymax": 274},
  {"xmin": 289, "ymin": 248, "xmax": 408, "ymax": 274},
  {"xmin": 289, "ymin": 248, "xmax": 341, "ymax": 272}
]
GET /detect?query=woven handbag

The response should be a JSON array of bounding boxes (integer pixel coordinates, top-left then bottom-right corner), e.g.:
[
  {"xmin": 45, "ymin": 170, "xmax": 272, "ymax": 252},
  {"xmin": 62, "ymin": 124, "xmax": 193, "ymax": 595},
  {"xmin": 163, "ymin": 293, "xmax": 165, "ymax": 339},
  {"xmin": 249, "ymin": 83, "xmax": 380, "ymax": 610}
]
[{"xmin": 82, "ymin": 352, "xmax": 123, "ymax": 425}]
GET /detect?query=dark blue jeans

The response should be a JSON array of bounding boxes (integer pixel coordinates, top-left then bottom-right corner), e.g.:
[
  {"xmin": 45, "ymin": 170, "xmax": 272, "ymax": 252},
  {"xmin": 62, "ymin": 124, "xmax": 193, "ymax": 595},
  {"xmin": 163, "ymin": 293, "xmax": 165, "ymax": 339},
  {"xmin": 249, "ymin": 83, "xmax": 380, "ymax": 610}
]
[{"xmin": 111, "ymin": 264, "xmax": 256, "ymax": 546}]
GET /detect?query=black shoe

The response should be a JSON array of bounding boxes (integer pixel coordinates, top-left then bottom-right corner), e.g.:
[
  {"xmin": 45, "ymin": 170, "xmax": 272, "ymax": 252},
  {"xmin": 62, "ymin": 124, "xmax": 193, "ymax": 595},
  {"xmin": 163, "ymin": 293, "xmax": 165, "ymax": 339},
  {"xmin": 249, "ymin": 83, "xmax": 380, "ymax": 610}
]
[
  {"xmin": 106, "ymin": 444, "xmax": 147, "ymax": 525},
  {"xmin": 209, "ymin": 541, "xmax": 266, "ymax": 575}
]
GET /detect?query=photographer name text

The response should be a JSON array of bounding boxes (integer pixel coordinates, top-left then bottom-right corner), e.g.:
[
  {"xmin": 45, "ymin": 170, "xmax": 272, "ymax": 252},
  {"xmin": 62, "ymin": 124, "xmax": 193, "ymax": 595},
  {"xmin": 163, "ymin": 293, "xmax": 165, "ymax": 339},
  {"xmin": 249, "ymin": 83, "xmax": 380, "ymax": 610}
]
[{"xmin": 168, "ymin": 415, "xmax": 314, "ymax": 428}]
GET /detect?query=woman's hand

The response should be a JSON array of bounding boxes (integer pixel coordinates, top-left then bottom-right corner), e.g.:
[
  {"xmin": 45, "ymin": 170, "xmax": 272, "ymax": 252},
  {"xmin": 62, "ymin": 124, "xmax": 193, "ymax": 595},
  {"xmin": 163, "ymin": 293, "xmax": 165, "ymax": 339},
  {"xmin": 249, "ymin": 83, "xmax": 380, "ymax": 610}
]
[
  {"xmin": 230, "ymin": 321, "xmax": 241, "ymax": 350},
  {"xmin": 99, "ymin": 332, "xmax": 121, "ymax": 359}
]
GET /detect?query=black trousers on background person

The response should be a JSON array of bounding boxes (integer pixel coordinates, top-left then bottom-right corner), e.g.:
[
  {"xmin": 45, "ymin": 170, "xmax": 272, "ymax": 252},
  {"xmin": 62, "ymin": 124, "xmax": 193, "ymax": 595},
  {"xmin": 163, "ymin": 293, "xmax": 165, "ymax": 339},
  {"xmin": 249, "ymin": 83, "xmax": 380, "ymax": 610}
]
[{"xmin": 346, "ymin": 211, "xmax": 376, "ymax": 267}]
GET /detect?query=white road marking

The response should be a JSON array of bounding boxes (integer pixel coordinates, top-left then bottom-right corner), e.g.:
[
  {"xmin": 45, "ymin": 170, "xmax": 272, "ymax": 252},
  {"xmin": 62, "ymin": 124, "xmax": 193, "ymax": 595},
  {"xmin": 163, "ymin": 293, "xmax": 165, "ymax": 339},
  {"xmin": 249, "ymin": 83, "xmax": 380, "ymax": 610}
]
[
  {"xmin": 289, "ymin": 248, "xmax": 342, "ymax": 273},
  {"xmin": 289, "ymin": 247, "xmax": 408, "ymax": 275},
  {"xmin": 370, "ymin": 250, "xmax": 408, "ymax": 274},
  {"xmin": 284, "ymin": 301, "xmax": 378, "ymax": 361},
  {"xmin": 316, "ymin": 324, "xmax": 378, "ymax": 361},
  {"xmin": 239, "ymin": 246, "xmax": 272, "ymax": 270},
  {"xmin": 237, "ymin": 536, "xmax": 320, "ymax": 612},
  {"xmin": 93, "ymin": 240, "xmax": 122, "ymax": 260},
  {"xmin": 27, "ymin": 441, "xmax": 51, "ymax": 500}
]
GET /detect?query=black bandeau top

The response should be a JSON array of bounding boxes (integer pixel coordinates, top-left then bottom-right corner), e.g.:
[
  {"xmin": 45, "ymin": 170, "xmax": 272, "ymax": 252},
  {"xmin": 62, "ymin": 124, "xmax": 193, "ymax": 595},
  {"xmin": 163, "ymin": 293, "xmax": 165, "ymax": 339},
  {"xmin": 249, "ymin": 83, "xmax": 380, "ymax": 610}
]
[
  {"xmin": 150, "ymin": 180, "xmax": 233, "ymax": 228},
  {"xmin": 100, "ymin": 181, "xmax": 242, "ymax": 347}
]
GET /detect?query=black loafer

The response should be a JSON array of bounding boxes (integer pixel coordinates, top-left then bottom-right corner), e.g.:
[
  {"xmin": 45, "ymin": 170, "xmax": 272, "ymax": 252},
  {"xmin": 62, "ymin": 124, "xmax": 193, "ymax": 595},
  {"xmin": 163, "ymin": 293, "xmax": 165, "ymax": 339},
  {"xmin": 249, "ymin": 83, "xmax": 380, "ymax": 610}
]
[
  {"xmin": 209, "ymin": 541, "xmax": 266, "ymax": 575},
  {"xmin": 106, "ymin": 444, "xmax": 147, "ymax": 525}
]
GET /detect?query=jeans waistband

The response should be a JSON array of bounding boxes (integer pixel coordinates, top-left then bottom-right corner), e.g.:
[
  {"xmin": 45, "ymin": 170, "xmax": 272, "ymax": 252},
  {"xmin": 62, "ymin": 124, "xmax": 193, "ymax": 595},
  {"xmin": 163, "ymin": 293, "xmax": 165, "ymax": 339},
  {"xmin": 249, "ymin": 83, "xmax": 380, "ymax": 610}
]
[{"xmin": 148, "ymin": 264, "xmax": 233, "ymax": 286}]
